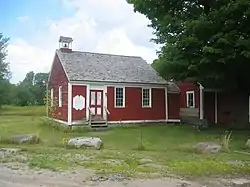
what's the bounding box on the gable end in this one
[48,52,69,88]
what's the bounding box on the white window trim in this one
[114,87,125,108]
[142,88,152,108]
[58,86,62,107]
[50,88,53,107]
[186,91,195,108]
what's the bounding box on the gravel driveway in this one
[1,163,249,187]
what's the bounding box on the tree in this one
[33,73,49,105]
[13,71,49,106]
[0,33,11,106]
[128,0,250,91]
[22,71,35,86]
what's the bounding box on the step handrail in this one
[104,107,110,115]
[88,107,93,126]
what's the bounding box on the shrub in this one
[221,130,232,153]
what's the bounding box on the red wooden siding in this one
[168,93,180,119]
[203,92,215,123]
[178,83,200,109]
[48,53,68,121]
[72,85,87,121]
[217,92,249,125]
[107,87,166,121]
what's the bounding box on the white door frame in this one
[87,85,107,120]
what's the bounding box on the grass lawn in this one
[0,105,249,178]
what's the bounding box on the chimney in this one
[58,36,73,52]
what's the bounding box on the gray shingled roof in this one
[59,36,73,43]
[56,49,179,92]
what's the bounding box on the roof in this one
[56,49,179,92]
[59,36,73,43]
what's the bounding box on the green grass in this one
[0,105,249,177]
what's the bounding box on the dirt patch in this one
[1,163,249,187]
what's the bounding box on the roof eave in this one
[69,79,169,86]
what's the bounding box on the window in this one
[50,88,53,107]
[142,88,152,107]
[186,91,195,108]
[90,91,96,105]
[58,86,62,107]
[115,87,125,107]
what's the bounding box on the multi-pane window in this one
[58,86,62,107]
[186,91,195,108]
[115,87,125,107]
[142,88,151,107]
[50,88,53,107]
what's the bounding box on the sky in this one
[0,0,159,83]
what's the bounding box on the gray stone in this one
[246,139,250,149]
[231,178,250,187]
[10,134,39,144]
[0,148,22,158]
[194,142,221,154]
[67,137,103,150]
[139,158,153,164]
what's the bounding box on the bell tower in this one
[59,36,73,52]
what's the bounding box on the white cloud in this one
[8,0,159,83]
[7,39,54,83]
[17,16,29,23]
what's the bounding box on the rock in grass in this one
[194,142,221,154]
[10,134,39,144]
[246,139,250,149]
[0,148,22,158]
[67,137,103,150]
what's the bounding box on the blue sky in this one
[1,0,73,45]
[1,0,158,83]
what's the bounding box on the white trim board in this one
[86,84,90,121]
[142,87,152,108]
[215,91,218,124]
[70,81,180,93]
[71,81,167,89]
[58,86,62,107]
[249,95,250,123]
[186,91,195,108]
[47,117,70,126]
[68,83,72,125]
[165,87,168,120]
[199,85,204,120]
[108,119,180,124]
[114,86,126,108]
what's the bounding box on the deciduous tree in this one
[128,0,250,91]
[0,33,11,106]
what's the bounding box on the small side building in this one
[178,82,250,127]
[47,36,180,126]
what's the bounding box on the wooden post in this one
[199,83,204,120]
[215,91,218,124]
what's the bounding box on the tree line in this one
[0,33,48,107]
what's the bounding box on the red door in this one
[90,90,103,120]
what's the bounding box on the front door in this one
[90,90,103,120]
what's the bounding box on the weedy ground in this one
[0,105,249,178]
